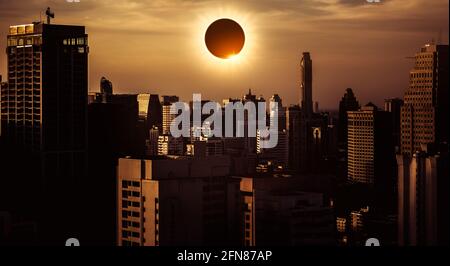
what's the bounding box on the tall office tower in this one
[286,105,301,171]
[1,22,88,242]
[2,22,88,152]
[137,93,150,118]
[397,43,449,246]
[338,88,360,146]
[270,94,286,131]
[297,52,330,174]
[100,76,113,103]
[300,52,313,118]
[397,149,449,246]
[337,88,360,183]
[146,126,160,156]
[347,103,394,185]
[161,95,179,135]
[384,98,404,148]
[117,156,241,246]
[147,94,162,131]
[400,44,449,155]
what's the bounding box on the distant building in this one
[100,77,113,103]
[384,98,403,149]
[147,94,162,132]
[117,156,241,246]
[157,135,183,156]
[347,103,394,185]
[337,88,360,183]
[400,44,449,155]
[287,105,301,171]
[137,93,151,118]
[297,52,333,174]
[161,95,179,135]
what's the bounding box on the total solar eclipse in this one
[205,18,245,59]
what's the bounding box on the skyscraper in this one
[338,88,360,146]
[347,103,394,185]
[1,22,89,242]
[100,76,113,103]
[384,98,403,148]
[337,88,360,183]
[161,95,179,135]
[137,93,150,118]
[297,52,330,174]
[287,105,301,171]
[147,94,162,132]
[400,44,449,155]
[2,22,88,152]
[300,52,313,118]
[397,43,449,246]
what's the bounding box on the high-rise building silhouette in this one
[337,88,360,183]
[300,52,313,118]
[137,93,150,118]
[100,76,113,103]
[147,94,162,132]
[1,22,89,243]
[161,95,179,135]
[338,88,360,146]
[287,105,301,171]
[400,44,449,155]
[397,43,449,246]
[384,98,403,149]
[297,52,330,174]
[347,103,393,185]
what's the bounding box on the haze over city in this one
[0,0,448,109]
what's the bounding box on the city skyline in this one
[0,0,448,109]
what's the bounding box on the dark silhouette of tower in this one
[147,94,162,132]
[337,88,360,183]
[0,21,89,243]
[100,76,113,103]
[300,52,313,118]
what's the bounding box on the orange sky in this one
[0,0,448,109]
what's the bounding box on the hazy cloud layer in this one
[0,0,448,109]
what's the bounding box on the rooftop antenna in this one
[45,7,55,24]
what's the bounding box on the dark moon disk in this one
[205,18,245,59]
